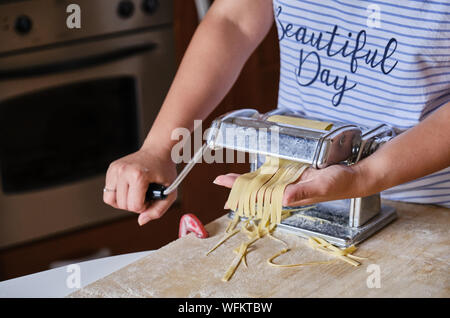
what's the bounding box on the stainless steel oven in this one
[0,0,175,249]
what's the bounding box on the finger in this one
[297,167,316,182]
[127,171,148,213]
[127,183,147,213]
[116,179,129,210]
[213,173,241,188]
[137,194,175,226]
[103,167,118,208]
[103,187,118,208]
[282,180,321,206]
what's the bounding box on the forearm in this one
[355,102,450,196]
[143,0,273,155]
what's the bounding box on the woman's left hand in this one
[213,164,366,207]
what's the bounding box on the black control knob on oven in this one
[15,15,32,34]
[118,0,135,18]
[142,0,159,15]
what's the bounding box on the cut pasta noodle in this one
[222,236,259,282]
[267,248,336,268]
[209,215,365,281]
[206,228,240,256]
[307,237,367,266]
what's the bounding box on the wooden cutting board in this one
[69,200,449,297]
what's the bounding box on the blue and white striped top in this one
[272,0,450,207]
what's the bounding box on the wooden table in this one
[70,201,449,297]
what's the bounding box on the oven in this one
[0,0,176,249]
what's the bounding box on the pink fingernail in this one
[138,214,151,226]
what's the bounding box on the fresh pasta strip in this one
[226,169,260,212]
[225,213,240,233]
[208,216,366,281]
[261,162,292,224]
[280,210,292,220]
[264,164,298,225]
[267,235,366,268]
[227,157,279,216]
[267,232,289,248]
[239,165,277,217]
[222,245,246,282]
[244,157,282,217]
[227,158,308,226]
[267,115,333,131]
[271,164,308,224]
[247,165,281,217]
[233,245,249,268]
[206,228,240,256]
[222,236,259,282]
[241,219,257,239]
[280,205,315,221]
[257,161,292,220]
[307,237,365,266]
[268,248,336,268]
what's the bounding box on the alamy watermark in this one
[366,4,382,29]
[66,4,81,29]
[366,264,381,288]
[66,264,81,289]
[170,119,281,166]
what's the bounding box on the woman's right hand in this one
[103,147,177,226]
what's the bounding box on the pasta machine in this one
[206,108,397,247]
[146,108,398,247]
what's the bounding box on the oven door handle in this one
[0,42,157,80]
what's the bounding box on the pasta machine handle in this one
[145,183,167,201]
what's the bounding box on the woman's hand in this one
[103,147,177,226]
[213,164,365,207]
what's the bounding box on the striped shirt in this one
[272,0,450,207]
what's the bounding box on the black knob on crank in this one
[145,183,167,201]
